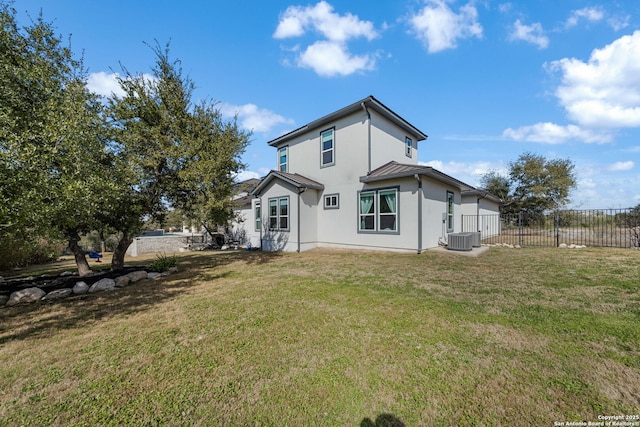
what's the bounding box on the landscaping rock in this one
[7,287,46,306]
[126,271,148,283]
[114,276,131,287]
[73,281,89,294]
[43,288,72,300]
[60,271,75,277]
[168,266,178,274]
[147,272,162,280]
[88,278,116,293]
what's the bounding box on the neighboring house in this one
[230,178,261,248]
[236,95,500,253]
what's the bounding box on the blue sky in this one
[18,0,640,208]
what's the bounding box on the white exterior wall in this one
[370,111,419,169]
[231,203,261,248]
[461,195,501,239]
[255,180,321,252]
[271,109,425,253]
[422,177,462,248]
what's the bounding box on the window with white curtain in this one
[359,188,398,232]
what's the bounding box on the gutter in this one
[361,101,372,174]
[415,174,423,254]
[297,187,307,252]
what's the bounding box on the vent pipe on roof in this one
[361,101,371,174]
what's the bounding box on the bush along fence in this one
[462,208,640,249]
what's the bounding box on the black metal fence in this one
[462,209,640,249]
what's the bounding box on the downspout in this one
[297,187,307,253]
[415,174,423,254]
[361,101,372,174]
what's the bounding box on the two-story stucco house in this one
[235,96,500,253]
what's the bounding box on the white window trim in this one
[405,136,412,158]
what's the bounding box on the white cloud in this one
[421,159,506,186]
[86,72,125,98]
[297,41,377,77]
[502,122,613,144]
[565,7,604,28]
[608,15,630,32]
[233,170,262,182]
[408,0,483,53]
[608,161,634,172]
[273,1,379,76]
[274,0,378,42]
[86,71,157,98]
[509,19,548,49]
[548,31,640,128]
[220,103,295,134]
[505,31,640,145]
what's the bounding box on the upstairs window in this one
[278,146,288,172]
[405,137,413,158]
[320,128,334,167]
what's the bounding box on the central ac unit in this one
[447,233,473,251]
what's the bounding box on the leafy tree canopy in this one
[480,152,577,215]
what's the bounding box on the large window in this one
[320,128,334,167]
[359,188,398,233]
[254,201,261,231]
[269,197,289,231]
[405,137,413,158]
[278,146,288,172]
[447,191,454,232]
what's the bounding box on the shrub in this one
[0,234,66,271]
[148,252,178,273]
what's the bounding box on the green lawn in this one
[1,247,639,426]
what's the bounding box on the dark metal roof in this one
[252,170,325,196]
[360,161,475,191]
[267,95,428,147]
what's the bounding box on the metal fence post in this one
[554,210,560,247]
[518,211,523,247]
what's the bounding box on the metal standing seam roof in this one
[360,161,476,191]
[267,95,428,147]
[252,170,325,196]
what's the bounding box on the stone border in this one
[1,267,178,307]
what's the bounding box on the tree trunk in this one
[111,232,133,271]
[68,231,92,277]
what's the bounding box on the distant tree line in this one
[0,3,250,274]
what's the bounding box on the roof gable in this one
[267,95,428,147]
[252,170,324,196]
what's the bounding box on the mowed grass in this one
[0,247,638,426]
